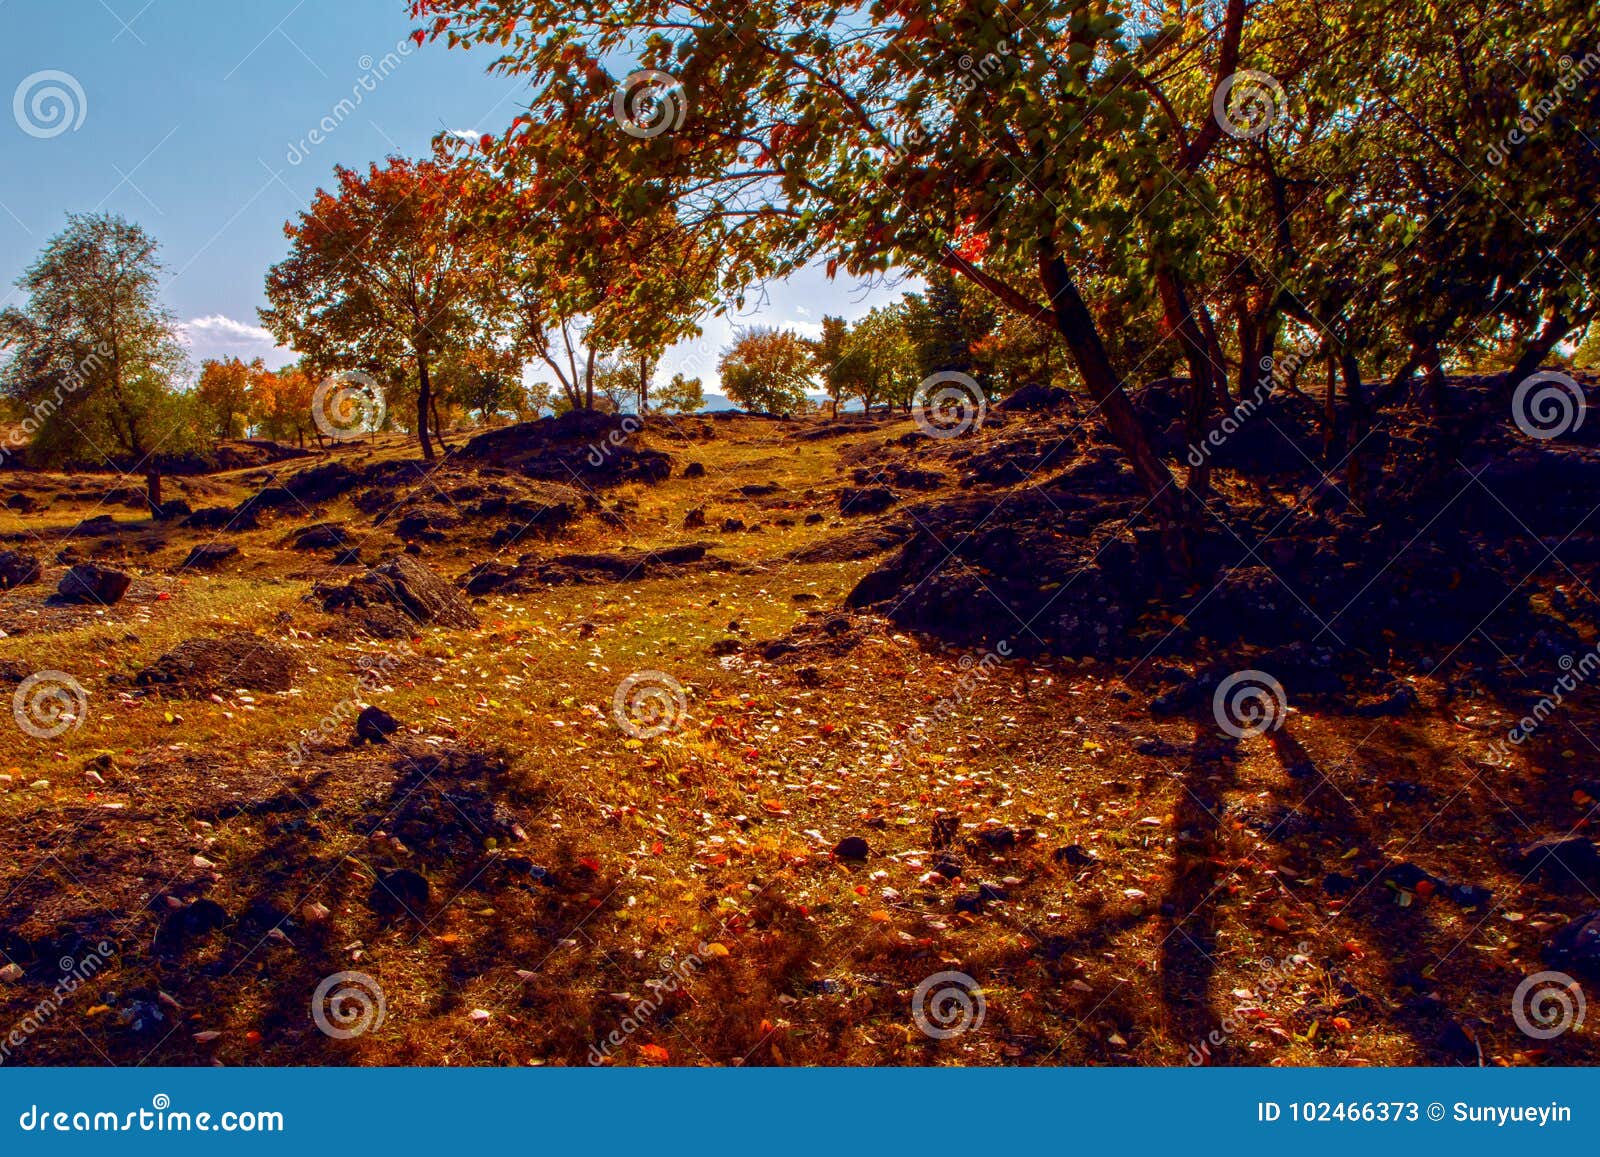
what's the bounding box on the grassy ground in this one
[0,413,1596,1068]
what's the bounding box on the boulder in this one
[181,544,239,571]
[289,522,350,550]
[57,564,132,605]
[0,550,42,590]
[355,705,400,744]
[319,555,480,635]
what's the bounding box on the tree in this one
[655,372,705,414]
[417,0,1600,549]
[196,357,259,439]
[0,213,193,510]
[840,305,918,414]
[437,341,523,425]
[718,328,815,413]
[261,154,493,460]
[248,363,321,448]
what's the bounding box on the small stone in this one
[30,779,50,792]
[355,705,400,744]
[832,836,870,861]
[0,963,23,983]
[192,854,216,869]
[302,902,331,924]
[468,1009,492,1023]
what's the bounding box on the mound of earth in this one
[318,554,480,637]
[458,410,671,485]
[134,634,297,697]
[367,747,528,866]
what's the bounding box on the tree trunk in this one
[1340,353,1367,500]
[1322,355,1339,460]
[1197,302,1232,406]
[431,394,449,453]
[416,353,436,461]
[146,469,163,515]
[1509,311,1581,384]
[1156,267,1219,501]
[1041,251,1187,534]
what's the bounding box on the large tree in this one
[718,327,816,413]
[261,154,493,460]
[0,213,193,510]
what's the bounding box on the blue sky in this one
[0,0,903,390]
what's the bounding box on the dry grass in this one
[0,414,1596,1068]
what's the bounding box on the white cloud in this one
[178,315,296,371]
[779,319,824,340]
[180,314,277,345]
[446,129,480,144]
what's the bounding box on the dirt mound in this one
[458,411,671,485]
[318,554,480,637]
[134,634,297,697]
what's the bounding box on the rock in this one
[974,826,1019,851]
[720,518,746,533]
[355,705,400,744]
[154,898,229,955]
[1515,837,1600,883]
[368,868,430,920]
[458,412,672,484]
[1053,845,1098,867]
[1542,909,1600,978]
[0,550,42,590]
[998,382,1071,411]
[683,507,707,530]
[181,544,239,571]
[832,836,870,861]
[0,963,22,983]
[395,506,461,542]
[152,499,192,521]
[933,853,964,879]
[683,461,706,478]
[57,564,132,605]
[838,486,897,516]
[319,555,480,636]
[290,522,350,550]
[134,634,297,697]
[184,505,257,532]
[1354,683,1419,717]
